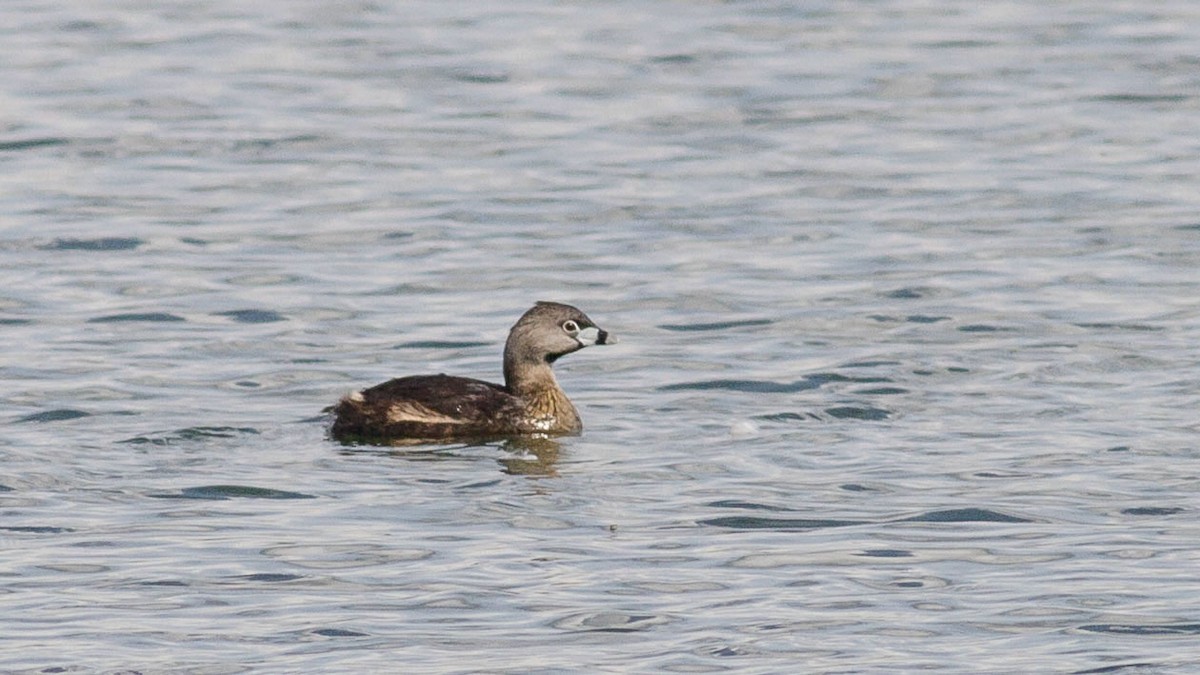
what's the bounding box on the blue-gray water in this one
[4,1,1200,672]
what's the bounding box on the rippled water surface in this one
[4,1,1200,672]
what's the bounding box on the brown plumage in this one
[330,302,615,443]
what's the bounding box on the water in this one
[3,0,1200,671]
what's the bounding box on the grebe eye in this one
[562,320,580,334]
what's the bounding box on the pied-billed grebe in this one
[330,302,615,442]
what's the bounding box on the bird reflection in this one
[496,436,561,477]
[334,435,562,477]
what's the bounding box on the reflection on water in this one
[337,436,564,477]
[496,437,562,477]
